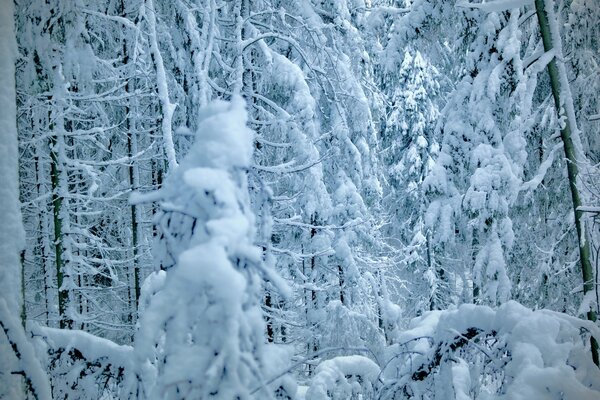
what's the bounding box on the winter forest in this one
[1,0,600,398]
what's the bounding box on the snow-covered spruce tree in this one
[382,47,444,313]
[270,0,390,362]
[130,97,288,399]
[370,0,461,322]
[422,5,531,306]
[309,0,392,357]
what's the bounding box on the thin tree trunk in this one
[534,0,598,366]
[49,67,74,330]
[50,134,69,329]
[34,151,51,326]
[0,2,52,396]
[121,0,141,313]
[265,293,274,342]
[145,0,178,171]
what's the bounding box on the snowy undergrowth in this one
[31,324,132,399]
[379,301,600,399]
[292,301,600,399]
[306,355,380,400]
[30,297,600,399]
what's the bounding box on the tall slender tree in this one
[0,1,52,396]
[534,0,598,366]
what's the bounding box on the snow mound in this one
[307,355,380,400]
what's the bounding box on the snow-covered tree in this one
[130,97,286,399]
[0,1,51,397]
[421,5,529,307]
[383,47,444,313]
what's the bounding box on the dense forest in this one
[1,0,600,398]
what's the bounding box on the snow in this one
[296,385,309,400]
[258,344,298,398]
[473,231,512,304]
[0,301,52,400]
[383,301,600,398]
[306,355,381,400]
[577,290,598,317]
[35,324,133,365]
[0,0,24,320]
[451,358,472,400]
[137,270,166,314]
[457,0,534,13]
[31,323,131,399]
[189,95,255,169]
[578,206,600,213]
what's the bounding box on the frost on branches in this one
[130,96,286,399]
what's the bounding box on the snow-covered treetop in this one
[182,95,254,170]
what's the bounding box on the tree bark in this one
[50,134,70,329]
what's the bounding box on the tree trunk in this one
[0,2,52,396]
[50,134,70,329]
[145,0,178,171]
[534,0,598,366]
[121,0,141,314]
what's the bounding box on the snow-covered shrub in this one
[33,325,132,399]
[129,96,288,399]
[380,301,600,399]
[306,355,381,400]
